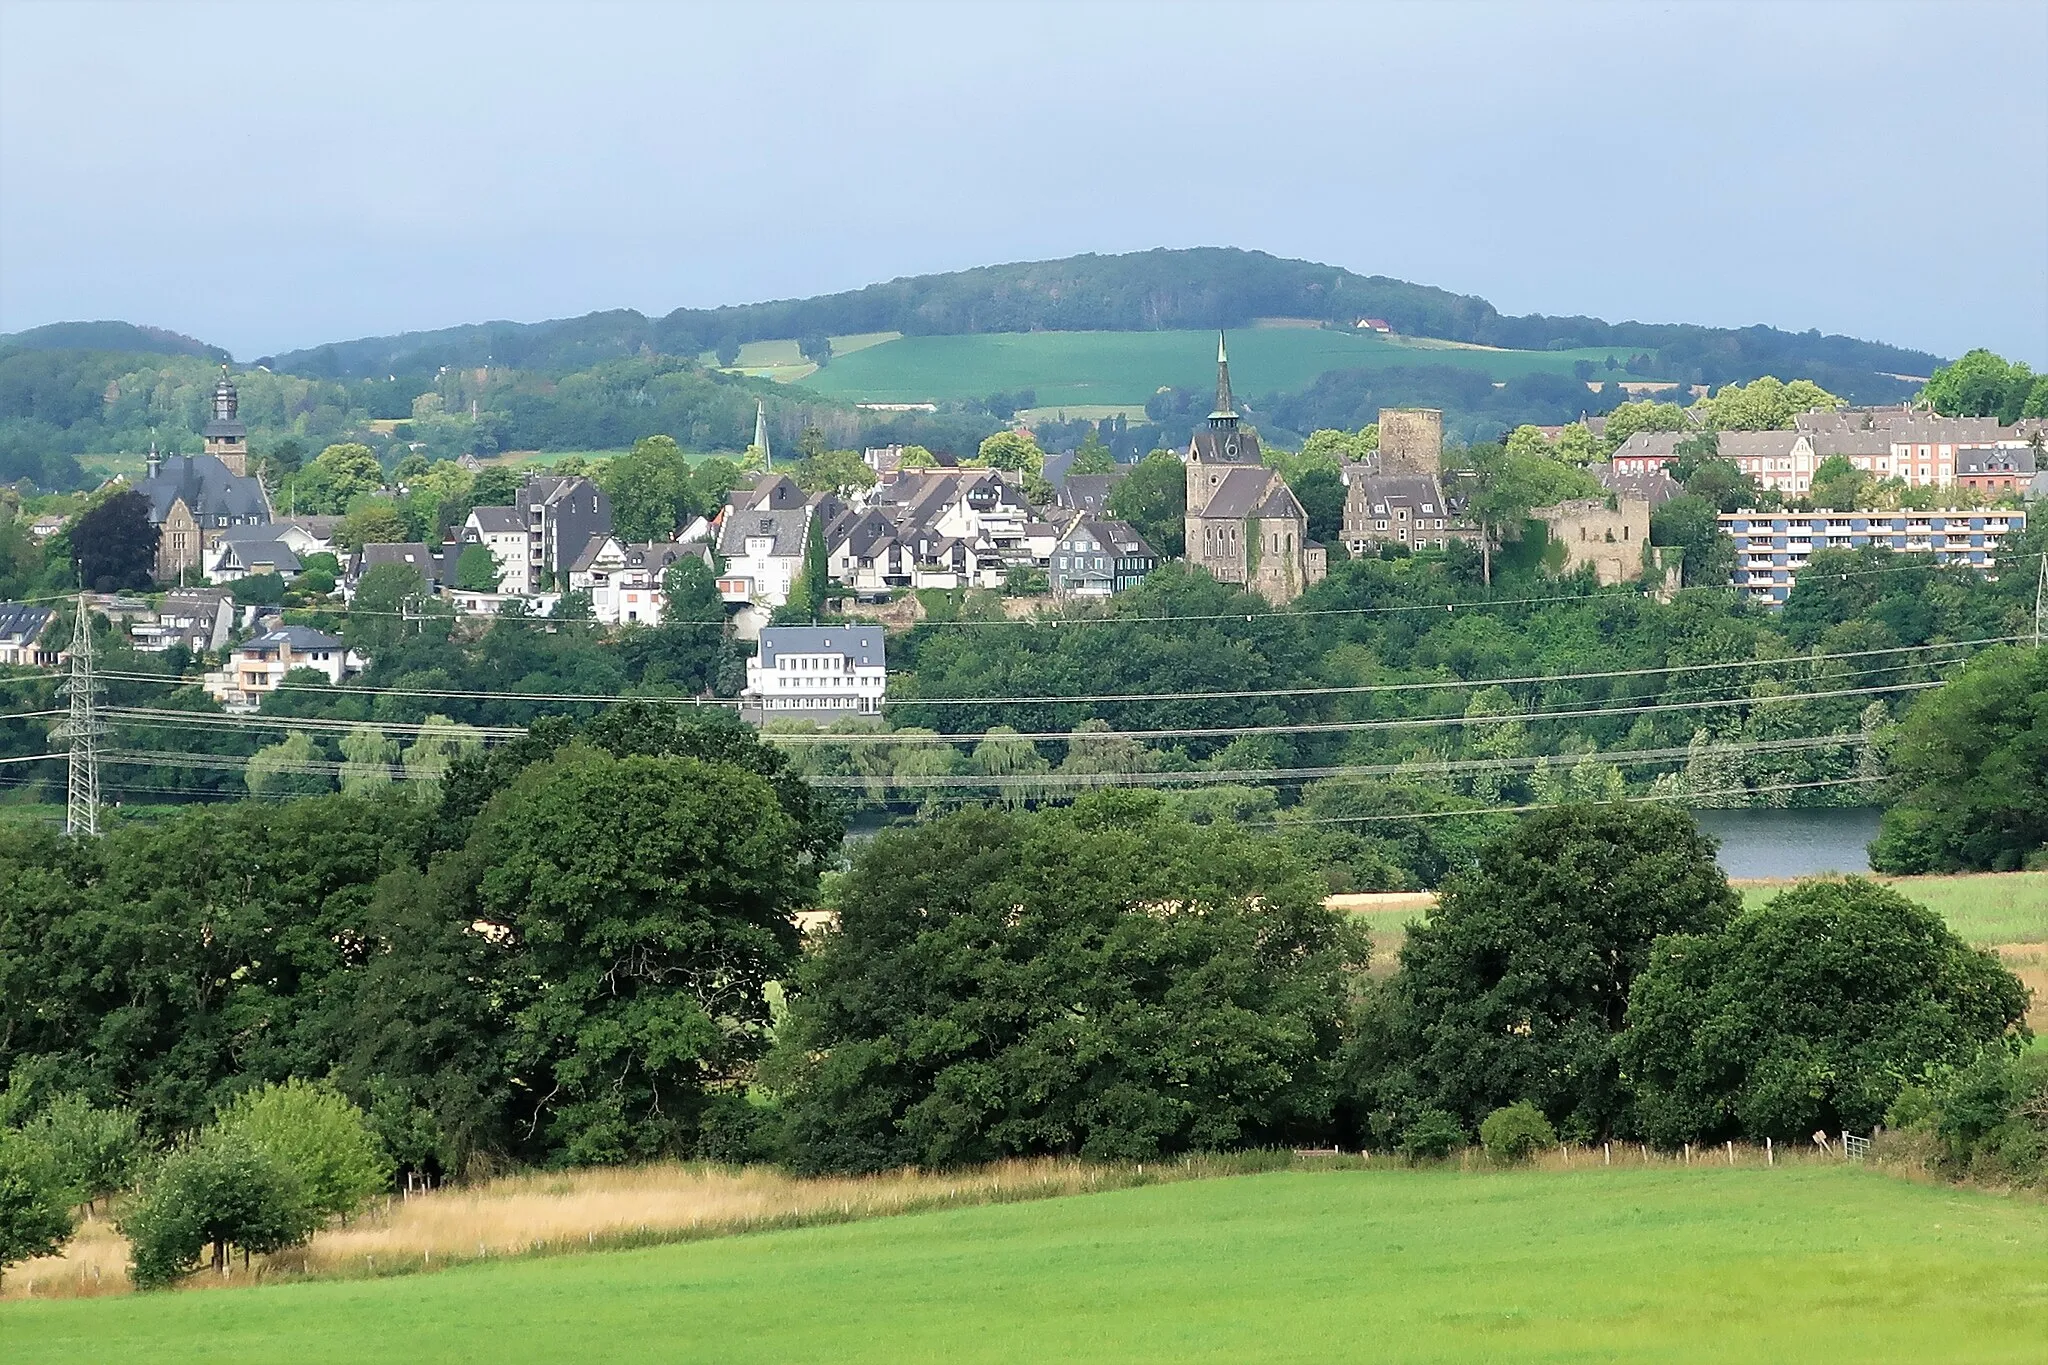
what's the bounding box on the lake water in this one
[1692,807,1882,880]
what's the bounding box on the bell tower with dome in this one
[202,367,249,477]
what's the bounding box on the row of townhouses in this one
[1610,409,2046,495]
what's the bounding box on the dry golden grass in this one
[0,1158,1180,1300]
[0,1212,131,1300]
[1997,942,2048,1034]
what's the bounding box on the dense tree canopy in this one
[1347,804,1739,1141]
[1918,349,2046,423]
[1620,879,2029,1143]
[769,793,1363,1172]
[70,488,157,590]
[1870,646,2048,873]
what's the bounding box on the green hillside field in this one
[792,328,1636,408]
[9,1166,2045,1363]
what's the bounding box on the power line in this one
[765,679,1939,744]
[65,631,2011,715]
[800,732,1873,790]
[1248,776,1886,828]
[889,635,2015,707]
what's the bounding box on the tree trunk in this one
[1481,521,1493,587]
[212,1240,228,1275]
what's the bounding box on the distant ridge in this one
[0,319,229,362]
[262,248,1944,396]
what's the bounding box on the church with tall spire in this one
[1182,332,1325,603]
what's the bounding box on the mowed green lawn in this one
[796,328,1632,407]
[10,1167,2046,1363]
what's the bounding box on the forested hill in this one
[262,248,1943,388]
[0,320,227,362]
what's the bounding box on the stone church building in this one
[135,369,273,582]
[1183,335,1324,603]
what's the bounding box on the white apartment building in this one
[743,625,886,717]
[462,506,532,594]
[1722,507,2029,604]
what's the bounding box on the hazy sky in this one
[2,0,2044,364]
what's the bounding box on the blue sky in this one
[2,0,2043,365]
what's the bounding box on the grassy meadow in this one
[1338,871,2048,966]
[9,1165,2046,1363]
[1735,869,2048,947]
[792,327,1633,407]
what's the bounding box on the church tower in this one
[753,400,772,470]
[1186,331,1259,514]
[203,367,249,477]
[1207,331,1238,433]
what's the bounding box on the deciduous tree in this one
[1621,879,2029,1144]
[1348,804,1738,1140]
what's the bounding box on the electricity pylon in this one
[56,593,101,837]
[2035,553,2046,649]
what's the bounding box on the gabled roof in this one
[218,539,302,574]
[1075,517,1156,558]
[568,534,625,574]
[356,542,442,583]
[1588,464,1684,509]
[469,505,524,533]
[1717,430,1805,457]
[756,625,885,668]
[729,474,807,512]
[718,506,809,558]
[0,602,54,643]
[1058,471,1128,515]
[1808,429,1892,458]
[1199,467,1285,519]
[1609,432,1684,458]
[135,454,268,524]
[244,624,346,654]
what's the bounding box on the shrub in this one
[0,1128,73,1285]
[1400,1109,1465,1162]
[1886,1049,2048,1186]
[213,1079,389,1222]
[122,1140,317,1288]
[1479,1102,1557,1163]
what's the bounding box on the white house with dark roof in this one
[0,603,56,666]
[130,589,235,654]
[717,504,814,607]
[567,535,711,625]
[202,624,362,711]
[206,534,302,584]
[743,625,886,718]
